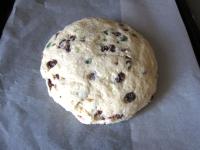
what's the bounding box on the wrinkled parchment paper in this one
[0,0,200,149]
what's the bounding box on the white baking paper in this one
[0,0,200,149]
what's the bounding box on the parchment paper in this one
[0,0,200,149]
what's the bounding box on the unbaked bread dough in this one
[40,18,158,124]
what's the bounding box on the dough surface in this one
[40,18,158,124]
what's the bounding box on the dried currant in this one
[121,48,127,52]
[124,92,136,103]
[115,72,125,83]
[87,72,95,80]
[125,56,132,70]
[58,39,68,48]
[125,56,131,60]
[47,60,57,69]
[58,39,71,52]
[119,23,124,27]
[69,35,76,41]
[101,45,116,52]
[101,45,109,52]
[114,61,118,65]
[126,61,132,70]
[131,33,137,37]
[108,114,123,120]
[48,79,54,90]
[115,114,124,119]
[109,44,116,52]
[54,74,59,79]
[112,31,121,36]
[94,110,105,120]
[123,28,129,31]
[94,110,102,116]
[65,44,71,52]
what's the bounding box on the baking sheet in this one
[0,0,200,149]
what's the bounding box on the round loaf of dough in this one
[40,18,158,124]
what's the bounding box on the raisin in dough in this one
[40,18,158,124]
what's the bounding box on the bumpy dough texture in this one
[40,18,158,124]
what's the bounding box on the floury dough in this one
[40,18,158,124]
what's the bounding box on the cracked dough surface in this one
[40,18,158,124]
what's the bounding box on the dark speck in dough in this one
[103,30,108,35]
[46,42,52,48]
[120,35,128,41]
[85,58,92,64]
[80,36,86,42]
[142,70,148,75]
[114,61,118,65]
